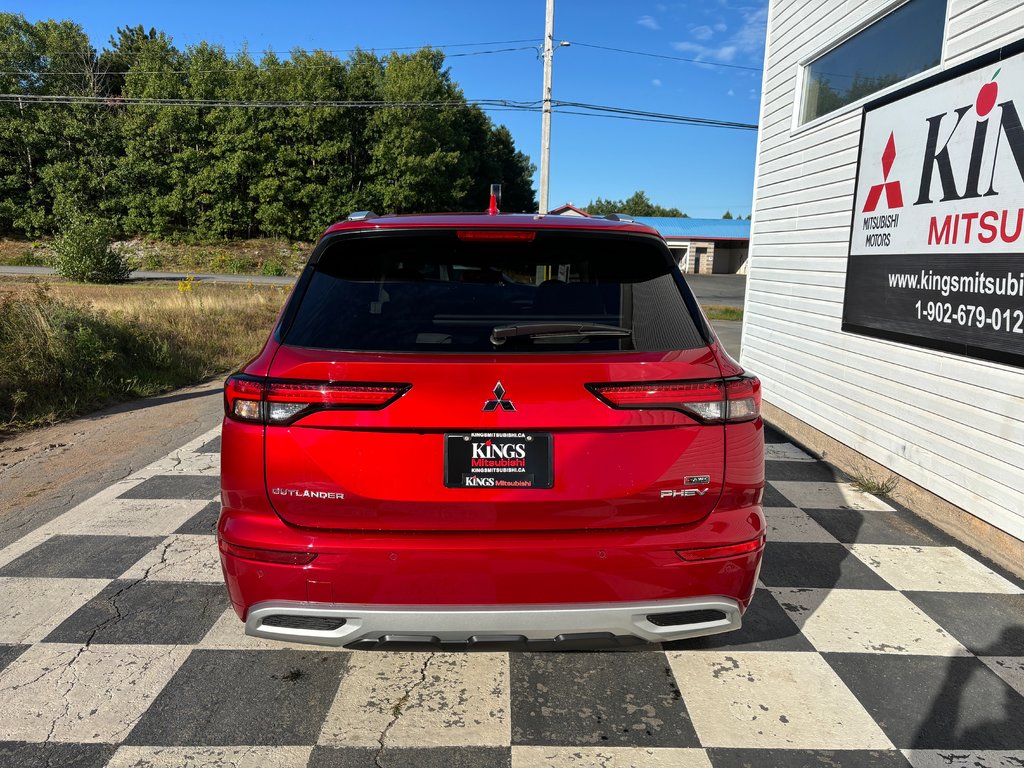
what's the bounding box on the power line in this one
[0,46,540,78]
[4,37,763,75]
[0,92,758,130]
[569,41,763,73]
[2,38,543,60]
[554,108,752,128]
[555,100,757,130]
[0,93,540,110]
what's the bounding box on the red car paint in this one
[218,212,765,648]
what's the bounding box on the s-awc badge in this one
[443,432,553,489]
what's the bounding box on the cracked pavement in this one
[0,382,1023,767]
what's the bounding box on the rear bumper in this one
[245,596,743,648]
[218,497,765,639]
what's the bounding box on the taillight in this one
[224,375,409,425]
[225,374,264,423]
[588,376,761,424]
[724,376,761,422]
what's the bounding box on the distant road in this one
[684,274,746,308]
[1,266,748,305]
[0,265,296,286]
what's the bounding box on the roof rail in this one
[603,213,636,223]
[346,211,379,222]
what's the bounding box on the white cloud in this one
[652,78,663,87]
[670,3,766,65]
[637,15,661,30]
[727,88,735,96]
[731,6,768,56]
[673,40,738,63]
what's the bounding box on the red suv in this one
[218,211,765,650]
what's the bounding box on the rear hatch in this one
[261,227,728,532]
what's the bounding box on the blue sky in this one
[15,0,768,218]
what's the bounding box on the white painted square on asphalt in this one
[770,588,969,656]
[764,507,840,543]
[902,750,1024,768]
[765,443,817,462]
[666,651,893,749]
[511,747,713,767]
[0,643,190,743]
[849,545,1024,594]
[770,481,895,511]
[145,451,221,476]
[318,651,510,747]
[198,608,349,652]
[105,746,313,768]
[119,534,222,583]
[0,577,108,644]
[58,499,207,537]
[979,657,1024,698]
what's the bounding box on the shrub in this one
[51,215,131,283]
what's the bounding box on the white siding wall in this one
[742,0,1024,538]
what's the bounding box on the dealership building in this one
[742,0,1024,555]
[548,205,751,273]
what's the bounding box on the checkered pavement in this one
[0,426,1022,768]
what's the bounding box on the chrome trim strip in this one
[244,597,742,647]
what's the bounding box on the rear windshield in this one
[282,230,706,353]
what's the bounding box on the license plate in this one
[444,432,553,489]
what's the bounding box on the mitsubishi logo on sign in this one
[482,381,516,412]
[863,132,904,212]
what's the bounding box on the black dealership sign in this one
[842,40,1024,368]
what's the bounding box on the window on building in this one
[800,0,946,124]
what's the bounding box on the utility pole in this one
[538,0,554,214]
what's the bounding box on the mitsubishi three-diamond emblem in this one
[482,381,516,411]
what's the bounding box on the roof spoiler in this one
[346,211,379,222]
[603,213,636,223]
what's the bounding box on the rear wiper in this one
[490,322,633,346]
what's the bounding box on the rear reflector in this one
[225,375,409,425]
[457,230,536,242]
[676,535,766,561]
[588,376,761,424]
[219,539,317,565]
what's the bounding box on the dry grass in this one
[0,277,289,432]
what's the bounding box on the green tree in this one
[98,25,164,96]
[461,115,536,213]
[112,31,187,235]
[0,14,111,233]
[584,190,686,218]
[722,210,733,219]
[0,13,49,234]
[363,49,470,212]
[0,19,537,241]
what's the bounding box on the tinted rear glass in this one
[283,230,705,353]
